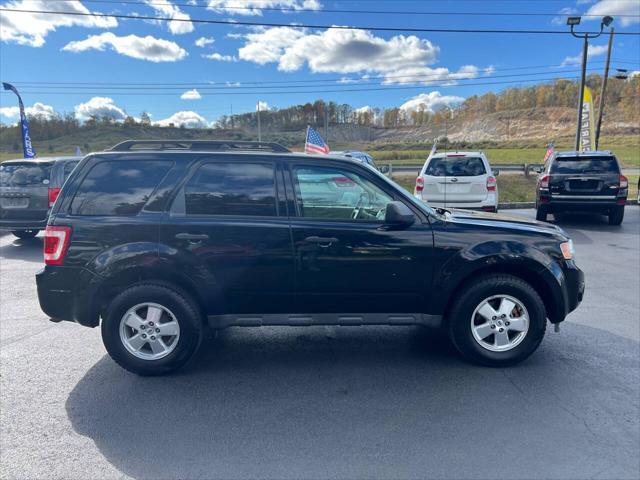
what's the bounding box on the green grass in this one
[391,174,639,204]
[370,146,640,167]
[367,136,640,167]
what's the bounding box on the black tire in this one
[447,274,547,367]
[101,283,203,376]
[12,229,38,239]
[608,206,624,226]
[535,206,548,222]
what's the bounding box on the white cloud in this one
[551,7,578,26]
[483,65,496,76]
[237,27,480,85]
[74,97,126,121]
[202,52,238,61]
[256,101,269,111]
[180,88,202,100]
[181,89,202,100]
[355,105,374,114]
[195,36,215,47]
[143,0,194,34]
[62,32,187,62]
[154,111,208,128]
[585,0,640,27]
[561,43,609,66]
[399,92,464,114]
[207,0,321,16]
[0,102,56,121]
[0,0,117,47]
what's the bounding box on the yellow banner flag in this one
[580,86,596,152]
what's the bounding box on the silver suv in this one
[0,156,81,239]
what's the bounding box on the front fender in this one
[430,239,568,323]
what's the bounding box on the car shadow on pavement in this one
[0,235,43,263]
[65,323,640,480]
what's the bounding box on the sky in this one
[0,0,639,127]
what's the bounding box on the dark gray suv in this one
[0,156,81,239]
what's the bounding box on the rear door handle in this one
[175,233,209,241]
[305,236,339,247]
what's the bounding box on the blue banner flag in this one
[2,82,36,159]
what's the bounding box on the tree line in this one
[1,75,637,151]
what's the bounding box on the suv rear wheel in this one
[448,274,547,366]
[101,284,203,375]
[12,229,38,239]
[608,205,624,226]
[535,206,548,222]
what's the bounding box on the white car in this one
[414,151,499,212]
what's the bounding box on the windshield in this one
[551,156,619,174]
[425,157,486,177]
[0,162,52,187]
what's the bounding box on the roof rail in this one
[109,140,291,153]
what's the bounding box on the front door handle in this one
[175,233,209,241]
[304,236,339,247]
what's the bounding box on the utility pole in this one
[595,27,614,150]
[567,15,613,151]
[257,101,261,142]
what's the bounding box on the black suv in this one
[535,150,628,225]
[36,140,585,375]
[0,156,81,238]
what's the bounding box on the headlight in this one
[560,239,575,260]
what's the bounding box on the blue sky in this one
[0,0,638,127]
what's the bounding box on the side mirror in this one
[379,165,390,174]
[384,201,415,229]
[493,169,500,177]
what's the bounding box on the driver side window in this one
[293,166,393,221]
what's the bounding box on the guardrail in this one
[385,163,544,176]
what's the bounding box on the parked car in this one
[331,150,379,170]
[36,140,584,375]
[414,151,499,212]
[0,156,82,239]
[535,150,628,225]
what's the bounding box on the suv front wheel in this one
[448,274,547,366]
[101,284,203,375]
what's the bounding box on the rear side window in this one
[550,156,619,174]
[183,162,276,216]
[70,160,172,216]
[0,162,52,187]
[63,161,79,179]
[425,157,486,177]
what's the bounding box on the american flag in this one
[543,142,555,163]
[304,126,330,154]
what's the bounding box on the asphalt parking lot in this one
[1,209,639,480]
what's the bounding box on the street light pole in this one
[595,27,614,149]
[567,15,613,151]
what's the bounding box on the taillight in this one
[415,176,424,193]
[44,226,71,265]
[619,175,628,189]
[486,175,497,192]
[539,174,550,189]
[48,187,61,207]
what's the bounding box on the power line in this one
[3,75,587,96]
[42,0,640,18]
[2,7,639,35]
[6,61,637,88]
[3,68,611,91]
